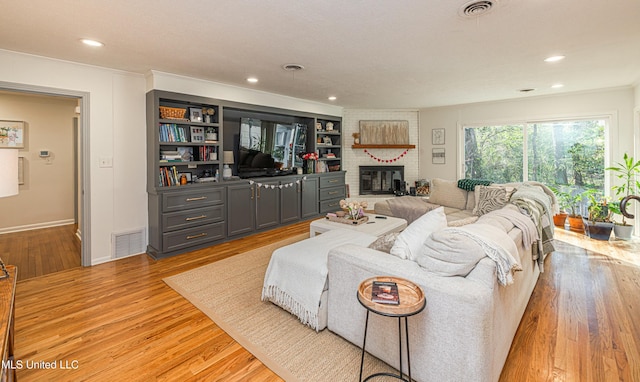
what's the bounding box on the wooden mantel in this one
[351,144,416,149]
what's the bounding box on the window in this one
[463,118,607,196]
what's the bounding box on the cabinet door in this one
[227,183,255,237]
[280,178,301,224]
[255,180,280,230]
[301,176,319,218]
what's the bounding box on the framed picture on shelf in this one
[432,148,445,164]
[432,128,445,145]
[322,136,333,145]
[190,126,205,143]
[0,120,25,148]
[189,108,203,123]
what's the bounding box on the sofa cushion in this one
[428,178,468,210]
[473,185,509,215]
[390,207,447,260]
[368,232,400,253]
[416,229,486,276]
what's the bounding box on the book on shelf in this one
[371,281,400,305]
[159,124,187,143]
[159,166,180,187]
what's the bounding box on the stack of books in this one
[371,281,400,305]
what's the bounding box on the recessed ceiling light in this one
[247,77,258,83]
[551,83,564,89]
[81,39,104,47]
[328,96,337,101]
[544,55,565,63]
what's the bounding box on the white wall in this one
[419,87,636,183]
[342,110,419,197]
[148,71,343,117]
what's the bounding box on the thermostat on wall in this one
[39,150,50,158]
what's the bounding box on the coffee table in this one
[309,215,407,237]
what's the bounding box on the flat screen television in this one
[238,118,307,174]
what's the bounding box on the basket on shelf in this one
[159,106,187,120]
[328,164,341,172]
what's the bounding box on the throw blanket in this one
[262,229,377,331]
[388,196,439,224]
[444,224,522,286]
[510,184,555,256]
[480,205,545,272]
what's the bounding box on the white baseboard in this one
[0,219,76,235]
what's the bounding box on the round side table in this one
[357,276,426,382]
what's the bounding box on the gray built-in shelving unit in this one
[147,90,344,259]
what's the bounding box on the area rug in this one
[163,234,396,382]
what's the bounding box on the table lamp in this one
[0,149,19,198]
[223,151,234,179]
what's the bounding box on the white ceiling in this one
[1,0,639,109]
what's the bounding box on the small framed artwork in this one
[0,120,25,148]
[178,172,192,183]
[190,126,205,143]
[189,107,203,123]
[432,128,445,145]
[322,136,333,145]
[432,148,445,164]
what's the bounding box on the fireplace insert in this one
[359,166,404,195]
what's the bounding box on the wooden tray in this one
[325,215,369,225]
[358,276,426,316]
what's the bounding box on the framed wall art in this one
[432,128,445,145]
[0,120,25,148]
[189,107,203,123]
[432,148,445,164]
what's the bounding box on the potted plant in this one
[565,188,593,233]
[606,153,640,240]
[582,193,614,240]
[550,186,572,228]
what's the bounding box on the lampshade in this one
[223,151,234,165]
[0,149,19,198]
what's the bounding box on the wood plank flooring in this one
[8,223,640,381]
[0,224,81,281]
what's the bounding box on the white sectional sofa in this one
[326,178,556,382]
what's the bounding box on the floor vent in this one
[112,228,146,258]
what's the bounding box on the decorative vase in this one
[306,160,315,174]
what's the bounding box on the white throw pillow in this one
[390,206,447,260]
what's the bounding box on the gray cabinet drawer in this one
[162,205,224,232]
[319,186,345,201]
[320,199,342,213]
[320,174,345,188]
[163,187,225,212]
[162,222,225,252]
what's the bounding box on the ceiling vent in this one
[282,64,305,71]
[459,0,496,18]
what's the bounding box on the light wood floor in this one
[10,222,640,381]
